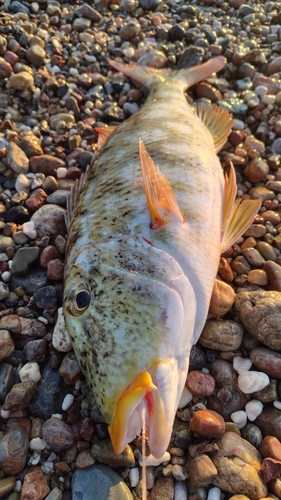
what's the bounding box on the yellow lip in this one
[108,369,168,458]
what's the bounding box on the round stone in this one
[186,371,216,397]
[189,409,225,438]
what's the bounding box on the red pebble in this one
[261,457,281,483]
[260,435,281,461]
[186,370,216,397]
[189,409,225,438]
[47,259,64,280]
[40,245,61,268]
[4,51,19,66]
[25,189,47,212]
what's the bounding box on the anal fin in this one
[195,102,233,153]
[221,162,261,253]
[139,140,185,230]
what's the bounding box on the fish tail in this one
[109,56,226,91]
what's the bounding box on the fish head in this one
[63,235,196,458]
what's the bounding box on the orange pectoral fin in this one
[139,139,185,230]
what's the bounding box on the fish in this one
[63,56,260,459]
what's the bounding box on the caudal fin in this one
[109,56,226,91]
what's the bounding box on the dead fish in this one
[63,56,260,459]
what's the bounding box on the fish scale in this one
[63,56,260,459]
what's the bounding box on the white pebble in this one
[174,480,187,500]
[19,362,41,383]
[69,67,78,76]
[56,167,68,179]
[178,385,193,409]
[274,400,281,409]
[233,356,252,374]
[207,486,221,500]
[38,316,48,325]
[15,174,30,194]
[15,480,22,493]
[129,467,139,488]
[41,462,55,475]
[138,451,170,466]
[8,260,12,269]
[52,307,72,352]
[29,437,47,451]
[0,253,8,261]
[238,371,269,394]
[230,410,247,429]
[31,173,45,189]
[245,400,263,421]
[22,221,37,239]
[51,413,63,420]
[261,95,275,105]
[1,271,11,282]
[62,394,74,411]
[0,408,10,419]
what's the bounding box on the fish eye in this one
[75,290,91,310]
[68,283,91,316]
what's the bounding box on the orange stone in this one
[189,409,225,438]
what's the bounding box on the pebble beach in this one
[0,0,281,499]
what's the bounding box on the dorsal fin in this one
[195,102,233,153]
[65,165,90,231]
[95,126,117,150]
[139,140,184,230]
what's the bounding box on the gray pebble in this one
[6,143,29,175]
[11,247,40,276]
[72,463,133,500]
[241,247,265,268]
[0,282,10,301]
[137,50,167,68]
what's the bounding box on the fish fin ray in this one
[221,163,261,252]
[110,56,226,91]
[95,126,117,150]
[65,165,90,231]
[195,102,233,152]
[139,140,184,230]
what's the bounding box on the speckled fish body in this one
[63,57,233,457]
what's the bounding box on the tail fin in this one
[109,56,226,91]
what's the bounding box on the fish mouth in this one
[108,359,182,459]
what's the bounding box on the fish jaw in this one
[108,359,184,459]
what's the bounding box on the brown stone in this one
[188,441,219,458]
[59,352,81,385]
[261,457,281,483]
[21,466,50,500]
[91,440,135,467]
[189,409,225,438]
[243,159,269,182]
[25,188,47,212]
[47,258,64,280]
[250,347,281,378]
[0,330,15,362]
[150,476,174,500]
[209,280,236,317]
[42,418,74,451]
[189,454,218,487]
[40,245,61,268]
[3,381,37,411]
[30,154,66,175]
[0,419,30,475]
[186,371,215,397]
[259,435,281,461]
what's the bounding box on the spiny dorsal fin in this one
[139,139,185,230]
[95,126,117,150]
[221,162,261,253]
[195,102,233,153]
[65,165,90,231]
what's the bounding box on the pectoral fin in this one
[139,139,185,230]
[221,162,261,253]
[95,126,117,150]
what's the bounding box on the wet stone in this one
[42,418,74,452]
[91,440,135,467]
[72,463,133,500]
[242,247,265,268]
[259,436,281,461]
[11,247,40,276]
[28,364,69,419]
[263,261,281,292]
[234,290,281,350]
